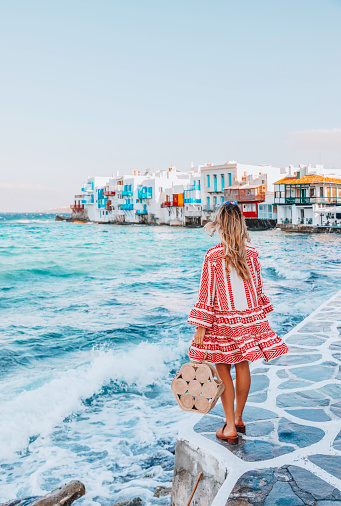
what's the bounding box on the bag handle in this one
[188,345,223,383]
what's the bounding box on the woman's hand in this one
[193,326,206,346]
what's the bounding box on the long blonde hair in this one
[205,203,251,279]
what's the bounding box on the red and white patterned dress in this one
[188,243,289,364]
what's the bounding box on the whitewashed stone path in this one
[172,290,341,505]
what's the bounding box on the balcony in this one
[122,190,133,197]
[103,191,116,197]
[71,204,84,210]
[136,209,148,215]
[81,185,93,193]
[184,198,201,204]
[187,183,201,191]
[138,187,152,199]
[121,204,134,210]
[275,196,341,205]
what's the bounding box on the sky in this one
[0,0,341,212]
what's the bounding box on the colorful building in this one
[274,168,341,226]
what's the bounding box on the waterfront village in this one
[68,161,341,230]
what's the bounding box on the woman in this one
[187,202,288,444]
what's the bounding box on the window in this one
[207,197,210,209]
[228,173,232,186]
[221,196,224,203]
[310,187,315,197]
[221,174,225,190]
[214,196,217,207]
[214,175,217,192]
[320,187,324,197]
[207,175,210,187]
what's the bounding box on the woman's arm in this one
[254,253,274,314]
[187,252,217,328]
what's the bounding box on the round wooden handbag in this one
[171,347,225,414]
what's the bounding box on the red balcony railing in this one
[71,204,84,210]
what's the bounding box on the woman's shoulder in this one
[246,244,259,258]
[205,243,224,261]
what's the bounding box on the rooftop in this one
[274,174,341,185]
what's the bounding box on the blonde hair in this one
[205,203,251,280]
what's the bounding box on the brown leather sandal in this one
[216,423,239,445]
[235,423,246,434]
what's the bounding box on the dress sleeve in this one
[187,253,216,328]
[254,253,274,314]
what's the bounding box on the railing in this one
[121,204,134,210]
[187,183,201,191]
[71,204,84,210]
[277,196,341,205]
[136,209,148,215]
[138,189,152,199]
[237,193,265,202]
[184,198,201,204]
[122,190,133,197]
[81,186,93,193]
[104,191,116,196]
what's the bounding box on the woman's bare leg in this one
[215,363,237,436]
[234,361,251,425]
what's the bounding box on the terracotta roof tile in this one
[274,175,341,185]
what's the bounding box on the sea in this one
[0,213,340,505]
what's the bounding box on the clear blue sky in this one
[1,0,341,211]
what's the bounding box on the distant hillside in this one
[39,206,71,214]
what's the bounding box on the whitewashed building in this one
[274,165,341,226]
[200,162,288,222]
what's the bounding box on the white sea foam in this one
[0,339,186,462]
[274,265,311,280]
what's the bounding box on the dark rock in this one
[291,363,336,382]
[249,375,269,394]
[309,455,341,480]
[333,430,341,450]
[277,369,289,378]
[245,421,274,437]
[270,354,322,366]
[194,414,222,433]
[1,500,40,506]
[288,465,336,500]
[228,468,274,503]
[113,499,143,506]
[247,392,267,403]
[277,391,329,408]
[210,404,278,421]
[278,418,324,447]
[153,486,172,498]
[330,401,341,418]
[2,482,85,506]
[278,379,312,389]
[264,481,304,505]
[285,408,331,422]
[286,335,325,346]
[319,383,341,399]
[31,481,85,506]
[205,434,294,462]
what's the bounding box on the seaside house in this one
[274,165,341,227]
[201,162,287,222]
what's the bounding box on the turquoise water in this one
[0,213,340,504]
